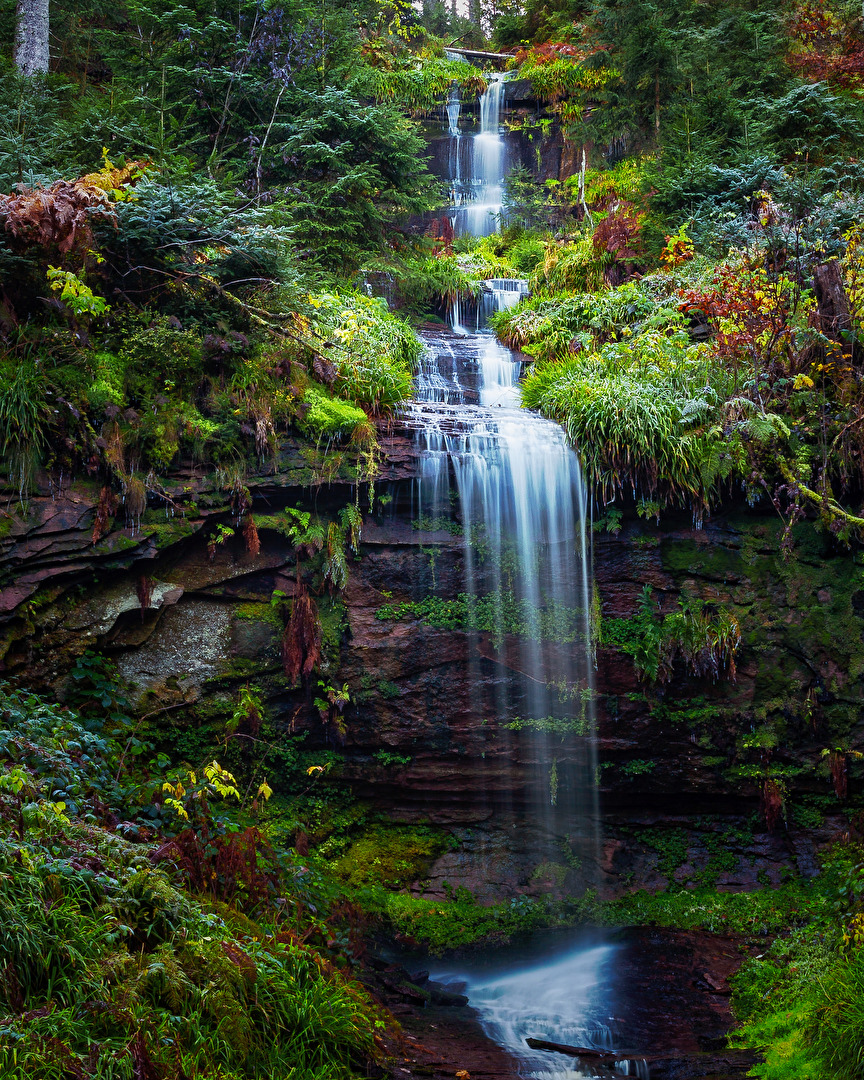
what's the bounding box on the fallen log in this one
[526,1039,644,1062]
[526,1038,757,1072]
[444,46,515,63]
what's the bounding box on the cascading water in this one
[431,941,648,1080]
[444,83,461,137]
[443,70,509,236]
[398,61,642,1080]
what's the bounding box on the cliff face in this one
[2,437,862,901]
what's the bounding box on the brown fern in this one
[242,513,260,557]
[1,180,112,255]
[762,778,785,831]
[91,484,117,545]
[592,199,645,263]
[281,585,321,684]
[130,1029,163,1080]
[0,162,147,255]
[830,749,848,799]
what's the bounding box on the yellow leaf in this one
[306,765,325,776]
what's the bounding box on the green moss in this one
[530,861,569,887]
[412,515,463,536]
[318,597,347,667]
[213,657,275,681]
[234,602,282,627]
[87,350,127,411]
[140,520,197,549]
[331,825,447,888]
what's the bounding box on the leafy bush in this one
[310,292,420,414]
[300,387,369,441]
[607,587,741,684]
[491,277,685,356]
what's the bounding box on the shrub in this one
[310,292,419,414]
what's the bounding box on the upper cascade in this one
[444,70,510,237]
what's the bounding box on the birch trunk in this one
[14,0,49,76]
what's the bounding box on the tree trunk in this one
[813,260,852,341]
[14,0,49,76]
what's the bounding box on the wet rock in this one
[116,599,233,703]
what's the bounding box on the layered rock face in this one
[2,438,862,901]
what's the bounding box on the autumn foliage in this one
[788,2,864,90]
[0,161,146,255]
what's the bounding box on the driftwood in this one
[526,1038,757,1072]
[445,46,515,63]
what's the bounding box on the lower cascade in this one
[432,941,650,1080]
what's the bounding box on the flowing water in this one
[406,72,639,1079]
[443,70,510,237]
[431,940,649,1079]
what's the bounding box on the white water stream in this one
[407,71,651,1078]
[431,941,650,1079]
[405,72,640,1079]
[443,70,509,236]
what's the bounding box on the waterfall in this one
[444,83,461,137]
[477,277,529,328]
[399,60,629,1080]
[404,328,598,857]
[448,71,508,237]
[430,942,652,1080]
[411,63,598,891]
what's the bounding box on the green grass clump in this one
[385,252,482,314]
[490,278,682,357]
[521,325,740,508]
